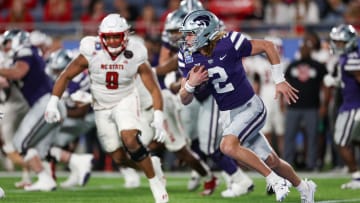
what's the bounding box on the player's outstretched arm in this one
[52,54,88,98]
[45,54,88,123]
[139,61,166,143]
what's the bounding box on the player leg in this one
[112,92,168,203]
[49,116,95,188]
[13,94,66,191]
[197,95,253,197]
[1,85,31,188]
[334,109,360,189]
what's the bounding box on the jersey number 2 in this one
[208,66,234,93]
[106,72,119,89]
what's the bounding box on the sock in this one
[265,171,280,185]
[49,147,62,162]
[296,180,306,193]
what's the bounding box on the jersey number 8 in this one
[106,72,119,89]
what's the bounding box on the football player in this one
[154,0,254,197]
[326,24,360,189]
[178,10,316,202]
[45,49,94,188]
[44,14,168,203]
[0,29,66,191]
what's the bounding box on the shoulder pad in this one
[127,38,148,62]
[79,36,101,58]
[16,47,32,58]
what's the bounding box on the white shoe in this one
[269,178,290,202]
[187,170,201,191]
[15,179,32,189]
[60,171,78,188]
[24,174,56,192]
[341,179,360,189]
[221,179,254,198]
[149,177,168,203]
[69,154,93,186]
[221,171,231,189]
[121,167,140,189]
[300,179,317,203]
[151,156,166,186]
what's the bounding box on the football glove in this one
[44,95,61,123]
[150,110,166,143]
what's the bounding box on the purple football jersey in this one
[178,31,254,110]
[14,46,52,106]
[67,72,90,95]
[338,48,360,112]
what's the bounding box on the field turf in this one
[0,172,359,203]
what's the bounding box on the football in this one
[0,187,5,199]
[193,65,201,72]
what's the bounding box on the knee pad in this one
[123,133,149,162]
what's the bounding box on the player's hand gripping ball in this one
[192,66,208,93]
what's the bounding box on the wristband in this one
[271,64,285,84]
[184,81,195,93]
[154,110,164,121]
[49,95,60,104]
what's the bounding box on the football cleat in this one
[69,154,93,186]
[151,156,166,186]
[121,167,141,189]
[201,176,218,196]
[15,179,32,189]
[24,175,56,192]
[60,171,78,188]
[341,179,360,189]
[149,177,169,203]
[187,171,201,191]
[300,179,317,203]
[221,177,254,198]
[268,178,290,202]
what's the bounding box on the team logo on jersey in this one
[124,50,133,59]
[184,50,193,64]
[95,42,101,50]
[208,59,213,64]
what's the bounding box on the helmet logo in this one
[193,15,210,27]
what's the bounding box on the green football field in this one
[0,172,359,203]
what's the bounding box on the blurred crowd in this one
[0,0,359,37]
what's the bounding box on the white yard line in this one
[317,199,360,203]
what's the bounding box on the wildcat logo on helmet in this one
[193,15,210,27]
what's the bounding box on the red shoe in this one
[200,176,218,196]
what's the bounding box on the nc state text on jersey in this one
[101,64,124,70]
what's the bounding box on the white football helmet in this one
[98,13,130,55]
[329,24,358,55]
[46,49,73,80]
[179,10,220,52]
[2,29,30,53]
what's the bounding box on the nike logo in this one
[219,54,227,60]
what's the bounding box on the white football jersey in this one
[79,36,148,110]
